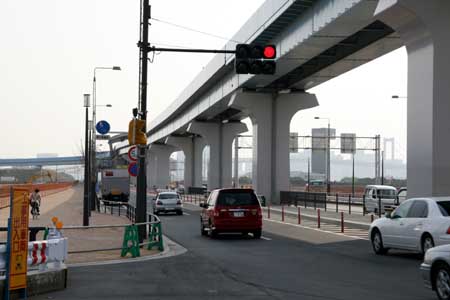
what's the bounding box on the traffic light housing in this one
[128,118,147,146]
[235,44,276,75]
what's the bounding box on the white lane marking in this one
[261,236,272,241]
[264,218,368,241]
[183,212,191,216]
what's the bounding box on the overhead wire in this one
[150,16,242,44]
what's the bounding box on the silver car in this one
[369,197,450,255]
[153,192,183,215]
[421,244,450,300]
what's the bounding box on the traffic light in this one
[235,44,276,75]
[128,118,147,146]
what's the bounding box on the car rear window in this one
[216,190,259,206]
[159,193,178,199]
[377,189,396,199]
[437,201,450,216]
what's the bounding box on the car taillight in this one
[214,208,220,217]
[176,200,182,205]
[156,200,163,205]
[446,226,450,234]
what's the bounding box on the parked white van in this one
[363,185,398,214]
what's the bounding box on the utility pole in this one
[381,150,385,185]
[327,121,331,194]
[136,0,150,242]
[234,136,239,188]
[352,153,355,197]
[83,94,90,226]
[307,157,310,192]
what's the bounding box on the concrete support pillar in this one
[221,122,248,188]
[147,144,175,189]
[229,90,318,203]
[193,137,207,187]
[375,0,450,197]
[187,121,221,190]
[165,136,194,188]
[186,121,247,190]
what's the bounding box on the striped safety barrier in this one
[0,238,68,271]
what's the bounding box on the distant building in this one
[311,128,336,176]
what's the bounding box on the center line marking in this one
[261,236,272,241]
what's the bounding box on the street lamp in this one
[314,116,331,194]
[91,66,121,210]
[83,94,90,226]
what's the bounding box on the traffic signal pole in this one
[136,0,150,242]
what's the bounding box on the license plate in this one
[233,211,244,217]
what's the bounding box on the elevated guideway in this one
[147,0,402,142]
[141,0,450,202]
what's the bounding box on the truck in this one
[100,169,130,202]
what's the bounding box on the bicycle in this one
[31,203,39,220]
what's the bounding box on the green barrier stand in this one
[43,227,49,240]
[121,225,140,258]
[147,223,164,251]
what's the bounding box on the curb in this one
[67,235,187,268]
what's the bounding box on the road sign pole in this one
[136,0,150,242]
[83,106,89,226]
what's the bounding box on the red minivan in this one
[200,188,263,238]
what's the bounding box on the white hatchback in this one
[369,197,450,255]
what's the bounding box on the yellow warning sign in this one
[9,187,29,290]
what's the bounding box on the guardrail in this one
[181,194,207,205]
[281,192,401,218]
[0,237,68,273]
[92,200,164,254]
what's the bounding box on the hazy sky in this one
[0,0,407,160]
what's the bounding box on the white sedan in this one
[369,197,450,255]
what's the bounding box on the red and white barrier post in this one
[267,204,271,219]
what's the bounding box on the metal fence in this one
[279,191,400,218]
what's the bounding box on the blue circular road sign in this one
[96,120,111,135]
[128,162,138,177]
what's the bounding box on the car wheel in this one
[434,263,450,300]
[371,229,388,255]
[153,210,159,216]
[177,210,183,216]
[200,221,207,236]
[422,234,435,254]
[208,220,218,238]
[210,229,218,238]
[253,229,262,239]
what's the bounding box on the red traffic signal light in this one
[263,45,276,59]
[234,44,276,75]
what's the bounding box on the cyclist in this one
[29,189,41,216]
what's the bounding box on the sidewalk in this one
[1,184,161,264]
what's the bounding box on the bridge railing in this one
[0,182,74,208]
